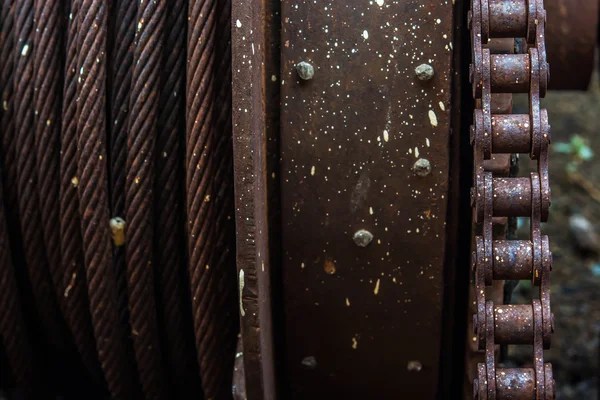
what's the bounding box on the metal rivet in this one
[301,356,317,369]
[296,61,314,80]
[413,158,432,176]
[353,229,373,247]
[415,63,434,81]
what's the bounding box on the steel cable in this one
[108,0,138,349]
[59,0,104,383]
[185,0,223,397]
[124,0,168,397]
[0,1,239,397]
[0,177,33,390]
[0,0,23,248]
[76,0,137,397]
[14,0,65,349]
[155,0,202,396]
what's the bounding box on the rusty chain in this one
[469,0,555,398]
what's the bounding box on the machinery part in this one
[546,0,599,90]
[469,0,555,398]
[275,1,456,398]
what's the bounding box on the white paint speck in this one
[310,166,316,176]
[376,0,384,6]
[236,19,242,28]
[362,30,369,40]
[428,110,438,127]
[369,207,374,215]
[426,138,430,147]
[374,278,381,295]
[383,130,389,142]
[239,269,245,317]
[21,44,29,56]
[415,147,420,158]
[438,101,445,111]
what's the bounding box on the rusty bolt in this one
[296,61,314,80]
[413,158,431,176]
[301,356,317,369]
[353,229,373,248]
[415,63,434,81]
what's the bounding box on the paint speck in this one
[426,138,431,147]
[374,278,380,295]
[369,207,374,215]
[271,75,277,82]
[71,176,79,187]
[239,269,245,317]
[346,297,350,307]
[204,195,211,203]
[2,101,7,110]
[438,101,445,111]
[301,262,305,269]
[236,19,242,28]
[362,30,369,40]
[375,0,384,6]
[311,166,316,176]
[352,336,358,349]
[428,110,438,127]
[324,259,336,275]
[21,44,29,56]
[383,130,389,142]
[415,147,420,158]
[407,360,423,372]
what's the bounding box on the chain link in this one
[469,0,555,398]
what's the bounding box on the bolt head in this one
[413,158,431,177]
[353,229,373,248]
[415,63,434,81]
[296,61,314,80]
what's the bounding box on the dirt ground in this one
[508,74,600,399]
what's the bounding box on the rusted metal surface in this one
[546,0,599,90]
[279,1,455,398]
[232,0,281,397]
[469,0,555,398]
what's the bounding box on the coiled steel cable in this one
[59,0,104,382]
[0,177,33,390]
[108,0,138,346]
[0,0,23,246]
[0,0,239,397]
[185,0,225,397]
[75,0,136,397]
[155,0,201,396]
[194,0,237,395]
[124,0,168,397]
[14,0,65,348]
